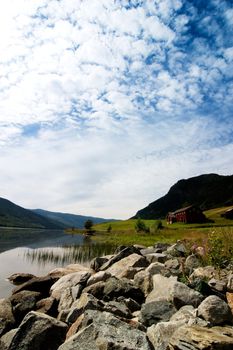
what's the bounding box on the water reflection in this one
[24,243,115,267]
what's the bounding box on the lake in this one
[0,228,115,298]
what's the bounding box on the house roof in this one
[169,205,196,215]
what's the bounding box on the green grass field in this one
[68,206,233,247]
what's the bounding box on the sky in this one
[0,0,233,219]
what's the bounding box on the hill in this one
[32,209,116,228]
[0,197,64,229]
[134,173,233,219]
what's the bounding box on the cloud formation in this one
[0,0,233,218]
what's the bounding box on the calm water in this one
[0,228,115,298]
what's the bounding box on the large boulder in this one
[102,277,144,304]
[0,298,15,337]
[86,271,111,287]
[171,281,204,309]
[10,290,41,323]
[100,246,142,271]
[197,295,233,325]
[50,271,91,300]
[105,253,148,278]
[12,275,57,297]
[139,300,176,327]
[8,311,68,350]
[168,325,233,350]
[146,275,177,303]
[147,320,185,350]
[0,329,18,350]
[58,311,152,350]
[8,273,35,285]
[49,264,90,279]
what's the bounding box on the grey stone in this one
[49,264,90,279]
[86,271,111,287]
[184,254,202,274]
[102,277,144,304]
[10,290,41,323]
[105,253,148,278]
[58,311,151,350]
[50,271,91,300]
[166,242,187,257]
[145,253,168,264]
[58,287,74,313]
[146,262,166,275]
[171,281,204,309]
[168,325,233,350]
[8,311,68,350]
[103,300,132,318]
[12,275,57,297]
[147,320,185,350]
[227,273,233,292]
[197,295,233,325]
[100,246,142,271]
[8,273,35,285]
[146,275,177,303]
[90,257,109,272]
[139,300,176,326]
[0,329,18,350]
[208,278,227,292]
[0,298,15,337]
[36,297,57,316]
[134,270,153,296]
[67,293,104,323]
[82,280,106,299]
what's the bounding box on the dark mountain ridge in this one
[0,197,64,229]
[135,173,233,219]
[32,209,116,229]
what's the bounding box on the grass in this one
[68,206,233,247]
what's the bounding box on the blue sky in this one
[0,0,233,218]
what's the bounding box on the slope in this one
[134,173,233,219]
[0,197,64,229]
[32,209,115,229]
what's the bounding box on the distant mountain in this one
[134,174,233,219]
[31,209,115,228]
[0,197,64,229]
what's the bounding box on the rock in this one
[208,278,227,292]
[36,297,58,316]
[197,295,233,325]
[66,293,104,324]
[12,275,57,297]
[168,325,233,350]
[189,266,218,282]
[0,298,15,337]
[100,246,142,271]
[116,297,141,312]
[147,320,185,350]
[49,264,90,278]
[170,305,209,327]
[146,261,166,275]
[102,277,144,304]
[146,275,177,303]
[227,273,233,292]
[50,271,91,300]
[10,290,41,323]
[0,329,18,350]
[154,242,171,252]
[145,253,167,264]
[105,253,148,278]
[8,311,68,350]
[86,271,111,287]
[103,300,132,318]
[8,273,35,285]
[140,246,157,255]
[184,254,202,274]
[171,281,204,309]
[90,257,109,272]
[139,300,176,327]
[166,242,187,257]
[58,311,151,350]
[226,292,233,314]
[58,288,74,313]
[164,258,180,272]
[82,280,106,299]
[134,270,153,296]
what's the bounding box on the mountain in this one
[134,173,233,219]
[0,197,65,229]
[31,209,115,228]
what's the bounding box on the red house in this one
[221,208,233,219]
[167,205,206,224]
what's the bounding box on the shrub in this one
[135,218,149,233]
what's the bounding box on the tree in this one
[107,224,112,233]
[84,219,93,231]
[135,218,149,233]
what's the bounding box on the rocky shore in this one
[0,242,233,349]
